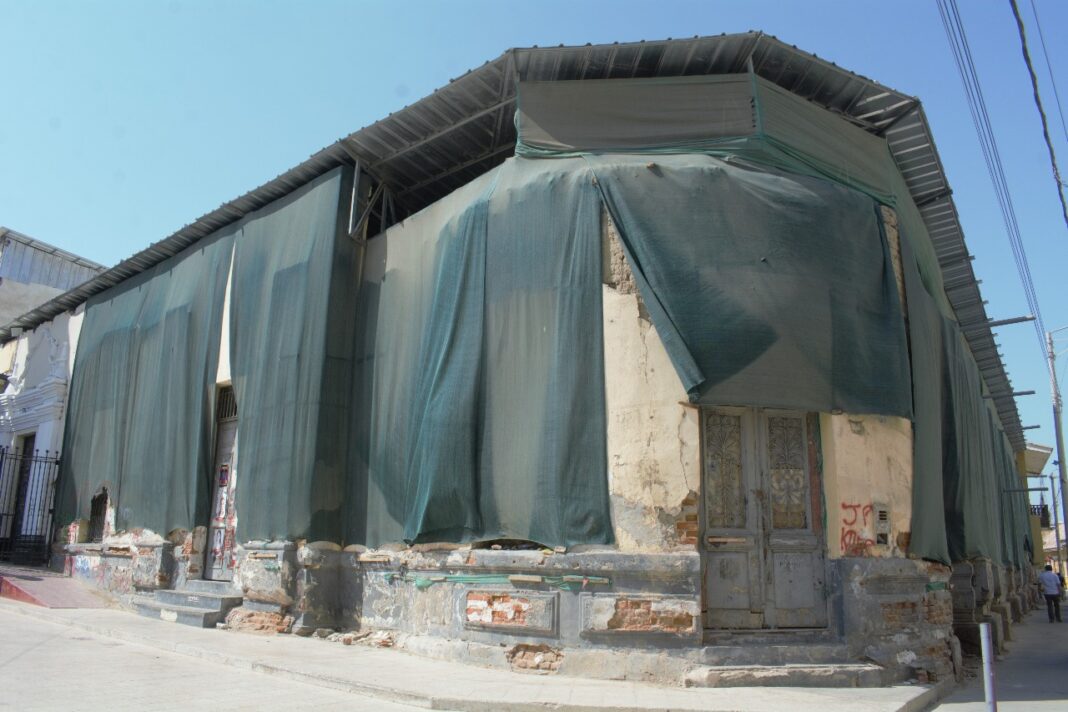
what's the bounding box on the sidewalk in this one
[935,610,1068,710]
[0,597,948,712]
[0,563,113,608]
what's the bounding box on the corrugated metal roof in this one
[0,32,1025,449]
[0,227,105,291]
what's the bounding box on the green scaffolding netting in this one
[229,167,353,543]
[904,220,1031,567]
[56,71,1033,564]
[900,227,951,564]
[586,153,911,415]
[517,74,952,320]
[518,74,1028,566]
[347,159,611,547]
[56,228,235,534]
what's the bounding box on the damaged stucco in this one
[602,212,700,554]
[820,413,914,559]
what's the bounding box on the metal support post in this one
[1053,475,1064,577]
[1047,331,1068,580]
[980,621,997,711]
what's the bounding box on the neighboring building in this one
[0,229,100,563]
[1041,522,1065,567]
[0,33,1043,687]
[1023,443,1054,569]
[0,227,104,326]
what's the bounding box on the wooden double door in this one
[701,407,827,629]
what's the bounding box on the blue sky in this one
[2,0,1067,476]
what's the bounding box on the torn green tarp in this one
[56,228,235,534]
[229,167,352,543]
[347,158,610,547]
[586,153,911,416]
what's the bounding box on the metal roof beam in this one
[397,143,515,199]
[370,97,516,169]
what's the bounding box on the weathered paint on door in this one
[207,389,238,582]
[701,407,827,629]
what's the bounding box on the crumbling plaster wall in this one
[821,413,914,559]
[602,214,700,553]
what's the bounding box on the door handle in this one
[706,536,747,546]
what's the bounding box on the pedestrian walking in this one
[1039,564,1063,622]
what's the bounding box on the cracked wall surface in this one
[602,212,699,554]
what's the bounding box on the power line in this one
[936,0,1048,369]
[1009,0,1068,232]
[1028,0,1068,147]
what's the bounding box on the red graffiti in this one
[840,502,875,556]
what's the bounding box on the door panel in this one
[701,408,764,629]
[702,407,827,629]
[762,412,827,628]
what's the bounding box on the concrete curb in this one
[1,601,945,712]
[897,678,955,712]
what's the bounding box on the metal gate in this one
[0,447,61,565]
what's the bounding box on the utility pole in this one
[1052,474,1064,577]
[1047,329,1068,578]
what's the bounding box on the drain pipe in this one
[979,621,997,711]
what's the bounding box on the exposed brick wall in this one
[606,597,697,633]
[506,644,562,672]
[465,592,531,626]
[224,608,294,635]
[924,591,954,627]
[602,210,639,296]
[879,600,922,627]
[880,206,907,315]
[674,492,699,547]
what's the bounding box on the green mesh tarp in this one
[516,74,951,317]
[587,153,911,415]
[347,158,610,547]
[905,226,1030,566]
[900,228,951,564]
[941,322,1004,563]
[518,76,757,154]
[229,167,352,543]
[516,74,1028,565]
[56,229,235,534]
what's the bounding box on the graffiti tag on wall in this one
[840,502,875,556]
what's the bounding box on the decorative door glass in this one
[703,412,745,528]
[767,415,807,529]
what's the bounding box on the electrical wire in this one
[1028,0,1068,147]
[1009,0,1068,231]
[936,0,1049,373]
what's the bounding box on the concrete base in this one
[684,663,886,688]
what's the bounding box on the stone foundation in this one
[832,557,956,682]
[53,531,962,686]
[949,558,1034,656]
[58,539,175,597]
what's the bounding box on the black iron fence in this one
[0,447,61,565]
[1032,503,1051,529]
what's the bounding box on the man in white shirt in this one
[1038,564,1064,622]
